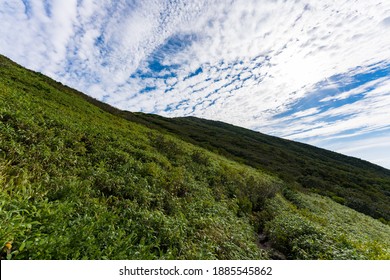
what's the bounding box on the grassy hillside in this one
[263,190,390,259]
[118,113,390,222]
[1,54,389,259]
[52,81,390,222]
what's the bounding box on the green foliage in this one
[263,192,390,259]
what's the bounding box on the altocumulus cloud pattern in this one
[1,0,390,168]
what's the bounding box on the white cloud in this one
[291,107,320,118]
[261,77,390,140]
[316,134,390,169]
[0,0,79,76]
[320,76,388,103]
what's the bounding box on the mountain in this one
[1,54,389,260]
[122,113,390,221]
[65,75,390,222]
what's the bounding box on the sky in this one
[1,0,390,169]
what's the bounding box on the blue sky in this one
[1,0,390,169]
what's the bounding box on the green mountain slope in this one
[117,113,390,222]
[1,54,389,259]
[50,75,390,222]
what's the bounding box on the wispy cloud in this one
[1,0,390,168]
[314,130,390,169]
[264,64,390,140]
